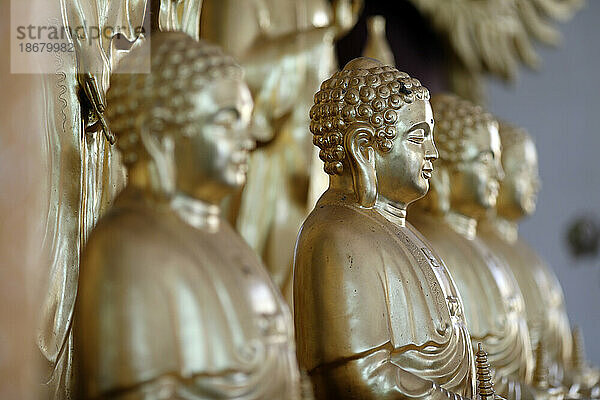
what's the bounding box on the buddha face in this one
[374,99,438,205]
[449,122,504,218]
[497,139,540,220]
[174,77,254,204]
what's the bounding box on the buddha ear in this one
[345,122,377,208]
[138,115,176,197]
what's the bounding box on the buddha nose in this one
[243,139,255,154]
[425,138,439,161]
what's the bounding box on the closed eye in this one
[211,107,241,129]
[407,128,426,144]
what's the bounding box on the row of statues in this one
[22,0,592,393]
[63,29,600,400]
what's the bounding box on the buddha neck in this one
[445,211,477,240]
[126,161,223,232]
[492,216,519,244]
[328,175,407,226]
[170,193,221,233]
[375,196,407,227]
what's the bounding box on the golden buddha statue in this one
[294,58,477,400]
[478,123,599,398]
[409,94,535,400]
[75,32,301,399]
[200,0,362,304]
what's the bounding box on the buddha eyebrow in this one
[407,121,431,135]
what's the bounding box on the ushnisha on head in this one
[427,93,504,218]
[310,57,437,208]
[106,32,254,204]
[496,122,540,220]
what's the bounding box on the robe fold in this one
[411,213,533,384]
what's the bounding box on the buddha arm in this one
[310,347,470,400]
[294,223,471,400]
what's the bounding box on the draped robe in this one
[76,190,301,399]
[410,213,533,397]
[479,221,573,380]
[294,191,475,400]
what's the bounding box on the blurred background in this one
[488,1,600,365]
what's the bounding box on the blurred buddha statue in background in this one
[201,0,362,303]
[75,32,301,399]
[479,122,600,398]
[294,58,477,400]
[409,94,537,400]
[40,2,204,396]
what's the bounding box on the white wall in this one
[487,2,600,365]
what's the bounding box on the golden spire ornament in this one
[530,339,567,400]
[566,326,600,397]
[532,340,550,390]
[476,343,496,400]
[571,327,585,371]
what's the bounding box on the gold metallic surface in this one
[530,340,565,400]
[405,0,584,101]
[37,1,138,395]
[155,0,203,39]
[479,124,569,379]
[39,2,203,397]
[294,58,476,400]
[569,328,600,398]
[410,94,535,400]
[479,124,599,398]
[362,16,395,67]
[200,0,362,303]
[75,32,301,399]
[476,344,497,400]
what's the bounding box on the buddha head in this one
[426,94,504,218]
[495,122,540,221]
[106,32,254,205]
[310,57,437,208]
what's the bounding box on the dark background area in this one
[335,1,449,92]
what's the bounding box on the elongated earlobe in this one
[139,121,176,198]
[345,122,377,208]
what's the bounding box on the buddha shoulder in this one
[301,201,390,243]
[82,206,182,274]
[297,202,411,274]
